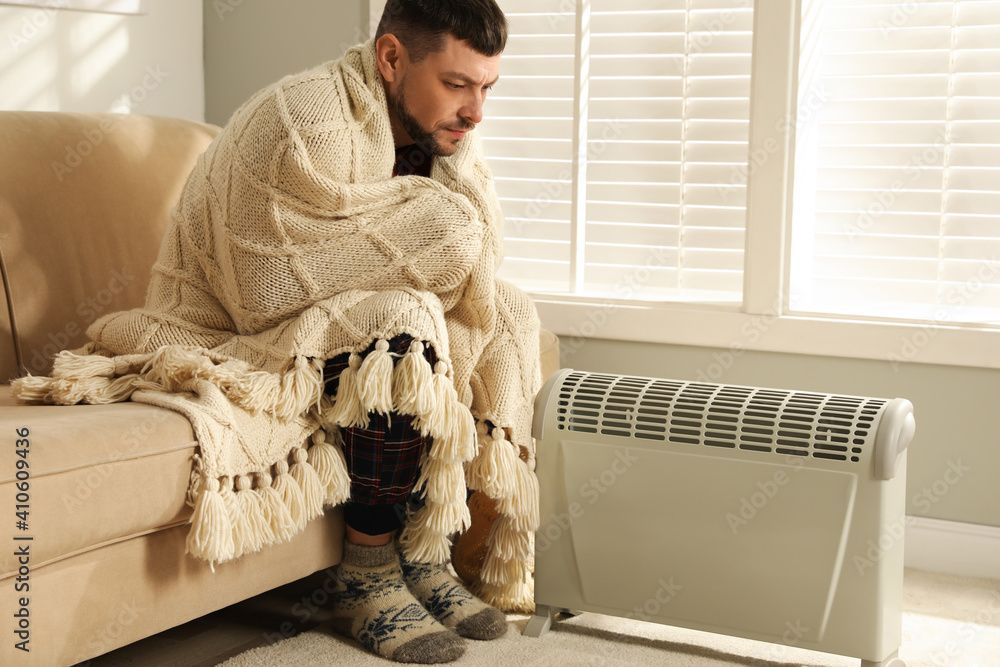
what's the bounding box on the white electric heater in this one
[524,369,915,667]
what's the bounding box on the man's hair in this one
[375,0,508,63]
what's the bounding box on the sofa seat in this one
[0,384,346,666]
[0,386,198,574]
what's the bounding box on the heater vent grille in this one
[554,372,887,463]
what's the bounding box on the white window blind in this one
[482,0,576,293]
[481,0,755,302]
[790,0,1000,324]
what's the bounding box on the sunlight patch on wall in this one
[71,15,128,97]
[0,1,144,15]
[0,21,59,109]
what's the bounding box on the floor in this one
[75,567,1000,667]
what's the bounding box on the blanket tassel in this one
[273,459,308,530]
[357,339,394,415]
[392,340,436,416]
[234,474,270,556]
[328,353,367,428]
[185,477,235,570]
[289,446,325,518]
[256,471,297,543]
[306,428,351,505]
[466,427,518,499]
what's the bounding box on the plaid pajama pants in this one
[322,334,437,535]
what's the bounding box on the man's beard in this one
[388,76,471,157]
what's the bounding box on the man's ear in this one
[376,34,407,84]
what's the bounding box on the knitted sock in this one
[330,541,466,663]
[398,546,508,640]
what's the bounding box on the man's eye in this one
[447,82,463,90]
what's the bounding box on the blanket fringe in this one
[185,427,353,566]
[398,358,476,564]
[483,514,533,562]
[13,348,325,425]
[27,339,530,597]
[322,339,479,566]
[494,455,540,530]
[469,579,535,615]
[413,455,465,506]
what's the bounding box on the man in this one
[322,2,515,662]
[14,1,540,664]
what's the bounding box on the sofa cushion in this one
[0,112,220,377]
[0,385,198,575]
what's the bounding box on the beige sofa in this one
[0,111,559,666]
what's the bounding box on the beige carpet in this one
[219,569,1000,666]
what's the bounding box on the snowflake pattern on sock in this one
[338,572,407,607]
[401,559,485,621]
[423,581,476,621]
[356,603,431,653]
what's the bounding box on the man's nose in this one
[460,93,484,126]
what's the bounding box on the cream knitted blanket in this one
[12,39,541,612]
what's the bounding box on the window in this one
[481,0,755,302]
[790,0,1000,326]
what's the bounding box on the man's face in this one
[382,34,500,157]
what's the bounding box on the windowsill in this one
[531,294,1000,371]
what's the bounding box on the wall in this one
[560,337,1000,529]
[0,0,204,120]
[203,0,368,127]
